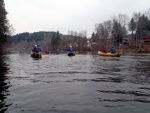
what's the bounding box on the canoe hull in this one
[97,51,121,57]
[30,52,42,58]
[68,52,76,56]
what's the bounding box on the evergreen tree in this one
[0,0,9,48]
[135,14,150,40]
[51,31,61,50]
[56,31,61,45]
[128,18,136,38]
[112,21,127,46]
[51,32,56,46]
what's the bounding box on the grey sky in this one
[5,0,150,37]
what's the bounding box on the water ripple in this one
[97,98,150,103]
[2,53,150,113]
[97,90,150,97]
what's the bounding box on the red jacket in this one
[102,47,107,53]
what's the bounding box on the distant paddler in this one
[102,46,107,53]
[31,44,42,58]
[68,46,75,56]
[110,45,116,54]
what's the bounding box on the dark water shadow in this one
[127,56,150,85]
[0,53,12,113]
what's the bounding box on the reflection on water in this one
[2,53,150,113]
[0,54,11,113]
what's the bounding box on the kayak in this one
[67,52,76,56]
[30,52,42,58]
[97,51,121,57]
[44,51,50,54]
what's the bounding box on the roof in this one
[144,35,150,42]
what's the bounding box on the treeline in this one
[9,30,88,51]
[9,31,55,44]
[92,7,150,50]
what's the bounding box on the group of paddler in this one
[29,43,120,58]
[102,45,116,54]
[30,44,76,58]
[97,45,121,57]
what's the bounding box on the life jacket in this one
[34,47,40,53]
[69,48,74,52]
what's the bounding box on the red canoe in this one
[44,51,50,54]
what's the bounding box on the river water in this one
[1,53,150,113]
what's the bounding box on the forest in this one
[7,7,150,52]
[91,8,150,51]
[1,0,150,53]
[8,30,88,51]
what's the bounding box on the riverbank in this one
[117,46,149,52]
[116,45,150,56]
[3,41,150,55]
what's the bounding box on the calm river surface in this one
[1,53,150,113]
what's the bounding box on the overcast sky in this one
[5,0,150,37]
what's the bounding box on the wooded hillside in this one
[6,31,88,52]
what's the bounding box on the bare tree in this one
[117,14,129,27]
[133,12,141,29]
[145,6,150,19]
[95,20,112,48]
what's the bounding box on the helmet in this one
[35,45,37,47]
[37,44,40,46]
[70,46,72,48]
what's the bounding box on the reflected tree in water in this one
[0,52,11,113]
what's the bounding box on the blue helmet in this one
[37,44,40,47]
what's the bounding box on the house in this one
[122,38,130,46]
[143,35,150,44]
[139,35,150,45]
[138,35,150,52]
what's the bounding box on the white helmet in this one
[70,46,72,48]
